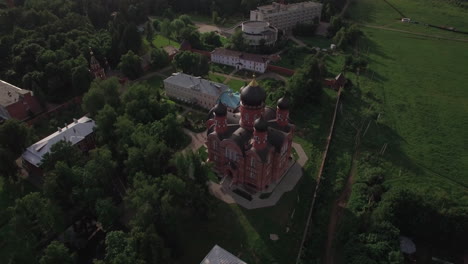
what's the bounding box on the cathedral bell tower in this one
[240,76,267,131]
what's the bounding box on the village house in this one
[211,48,271,73]
[201,245,247,264]
[22,116,96,177]
[206,77,294,192]
[0,80,42,122]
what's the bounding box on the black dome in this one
[241,79,266,106]
[277,97,289,110]
[213,103,227,116]
[254,116,268,132]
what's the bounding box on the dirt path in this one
[324,149,359,264]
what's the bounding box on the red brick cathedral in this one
[206,78,294,192]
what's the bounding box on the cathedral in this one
[206,77,294,192]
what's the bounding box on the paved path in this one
[289,36,307,47]
[182,128,207,153]
[208,142,308,209]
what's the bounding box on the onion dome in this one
[254,116,268,132]
[240,77,266,106]
[213,103,227,116]
[277,97,289,110]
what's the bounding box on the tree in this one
[178,14,193,26]
[159,19,172,41]
[95,104,118,145]
[40,141,84,172]
[71,64,92,96]
[152,20,160,32]
[201,32,222,50]
[0,120,32,178]
[287,55,325,107]
[0,119,32,156]
[82,77,121,117]
[150,48,169,70]
[95,198,120,230]
[146,22,154,43]
[40,241,75,264]
[229,29,246,51]
[119,50,143,80]
[120,23,142,54]
[104,231,143,264]
[172,51,209,76]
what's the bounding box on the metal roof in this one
[164,73,229,97]
[22,116,96,167]
[218,91,241,109]
[201,245,247,264]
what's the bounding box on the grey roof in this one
[22,116,96,167]
[267,127,286,152]
[230,127,253,153]
[201,245,247,264]
[212,48,270,64]
[0,80,30,107]
[164,73,229,97]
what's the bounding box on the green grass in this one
[210,64,236,74]
[226,79,247,92]
[297,36,332,49]
[358,28,468,192]
[152,35,180,49]
[207,73,226,83]
[273,48,315,70]
[347,0,468,40]
[136,75,164,89]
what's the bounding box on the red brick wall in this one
[5,93,43,121]
[267,65,296,76]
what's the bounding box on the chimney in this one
[57,127,62,132]
[73,118,78,124]
[64,123,68,129]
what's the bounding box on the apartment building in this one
[250,1,323,31]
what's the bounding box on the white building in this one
[250,1,323,31]
[22,116,96,175]
[242,21,278,46]
[164,73,230,110]
[211,48,270,73]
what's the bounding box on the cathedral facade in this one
[206,78,294,192]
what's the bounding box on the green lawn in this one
[210,64,236,75]
[152,35,180,49]
[273,48,315,70]
[226,79,247,92]
[358,28,468,191]
[348,0,468,40]
[207,73,226,83]
[297,36,332,49]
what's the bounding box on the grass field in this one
[355,27,468,193]
[226,79,246,92]
[348,0,468,40]
[152,35,180,49]
[297,36,332,49]
[207,73,226,83]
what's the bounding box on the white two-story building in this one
[211,48,270,73]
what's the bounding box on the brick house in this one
[0,80,43,122]
[206,77,294,192]
[22,116,96,176]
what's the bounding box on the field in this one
[348,0,468,40]
[297,36,332,49]
[152,35,180,49]
[357,27,468,191]
[207,72,226,83]
[226,79,246,92]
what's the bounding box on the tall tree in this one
[118,50,142,80]
[40,241,75,264]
